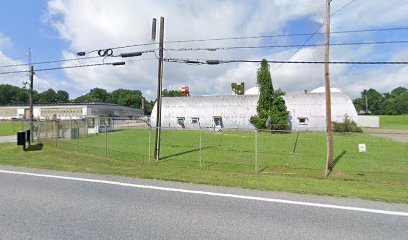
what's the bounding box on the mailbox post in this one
[17,131,26,151]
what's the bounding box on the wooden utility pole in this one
[29,65,34,143]
[154,17,164,160]
[324,0,333,177]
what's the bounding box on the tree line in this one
[353,87,408,115]
[0,84,187,115]
[0,84,69,105]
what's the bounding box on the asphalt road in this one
[0,167,407,240]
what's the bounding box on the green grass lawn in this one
[380,115,408,130]
[0,121,27,136]
[0,129,407,203]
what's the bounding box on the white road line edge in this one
[1,169,407,217]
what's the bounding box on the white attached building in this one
[0,102,143,120]
[150,87,368,131]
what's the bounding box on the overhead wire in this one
[0,49,157,69]
[0,62,114,75]
[0,58,153,76]
[163,40,408,52]
[271,0,358,73]
[0,56,102,69]
[1,25,407,69]
[77,42,158,56]
[164,58,408,65]
[163,26,408,44]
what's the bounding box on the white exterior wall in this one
[151,92,359,131]
[17,108,25,118]
[0,107,18,120]
[33,108,42,119]
[0,104,143,120]
[357,115,380,128]
[285,92,358,131]
[151,95,257,129]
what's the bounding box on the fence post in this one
[85,118,88,137]
[45,121,48,139]
[199,124,202,167]
[76,121,79,152]
[105,123,108,157]
[148,125,152,163]
[255,129,258,174]
[54,121,58,147]
[292,131,300,153]
[37,122,41,142]
[169,123,173,148]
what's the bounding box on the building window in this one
[87,118,95,128]
[177,117,185,125]
[213,116,223,127]
[298,117,308,125]
[191,117,199,125]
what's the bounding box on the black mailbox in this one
[17,131,26,145]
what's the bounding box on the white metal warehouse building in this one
[0,102,144,120]
[150,87,372,131]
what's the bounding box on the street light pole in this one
[154,17,164,160]
[324,0,333,177]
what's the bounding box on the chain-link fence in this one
[31,118,150,162]
[0,119,29,136]
[7,118,407,179]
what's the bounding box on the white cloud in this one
[331,0,408,31]
[0,32,61,93]
[35,0,408,99]
[44,0,325,99]
[0,50,56,92]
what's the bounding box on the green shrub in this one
[333,116,362,133]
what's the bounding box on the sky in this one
[0,0,407,100]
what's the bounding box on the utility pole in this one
[324,0,333,177]
[27,48,34,143]
[29,65,34,143]
[154,17,164,160]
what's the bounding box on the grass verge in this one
[0,129,407,203]
[380,115,408,130]
[0,121,26,136]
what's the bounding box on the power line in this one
[35,62,123,72]
[0,49,157,69]
[164,40,408,52]
[1,25,407,69]
[164,1,363,45]
[0,58,156,76]
[163,26,408,44]
[272,0,357,73]
[332,0,357,16]
[77,42,158,56]
[0,56,101,69]
[164,58,408,65]
[271,23,325,73]
[0,62,121,75]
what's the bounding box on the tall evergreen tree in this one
[256,60,274,117]
[250,59,289,130]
